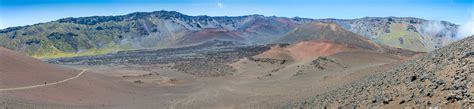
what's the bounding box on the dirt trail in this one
[0,69,87,91]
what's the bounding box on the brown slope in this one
[255,40,357,61]
[0,47,133,107]
[260,22,419,62]
[260,22,383,61]
[275,22,382,50]
[0,47,78,88]
[296,36,474,108]
[3,70,130,106]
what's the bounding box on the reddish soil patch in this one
[5,72,128,105]
[276,22,388,52]
[286,40,356,60]
[0,47,78,88]
[0,47,130,106]
[256,40,356,61]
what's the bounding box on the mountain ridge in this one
[1,13,457,34]
[275,22,381,50]
[0,10,459,58]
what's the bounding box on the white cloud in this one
[456,12,474,39]
[424,20,446,35]
[217,2,225,8]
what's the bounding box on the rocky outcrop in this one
[248,57,287,65]
[311,57,346,69]
[294,36,473,108]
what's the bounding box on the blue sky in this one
[0,0,472,29]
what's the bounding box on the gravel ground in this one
[292,36,473,108]
[48,40,275,77]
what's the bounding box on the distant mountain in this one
[318,17,459,51]
[275,22,381,50]
[0,11,312,58]
[0,11,458,58]
[264,22,421,62]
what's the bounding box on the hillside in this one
[275,22,381,50]
[0,47,137,108]
[295,36,473,108]
[260,22,418,65]
[0,47,78,88]
[256,40,355,61]
[319,17,459,52]
[0,11,311,58]
[0,11,458,58]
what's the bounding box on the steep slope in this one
[0,47,78,88]
[0,11,311,58]
[256,40,356,61]
[0,47,137,108]
[296,36,473,108]
[275,22,381,50]
[0,11,458,58]
[261,22,420,62]
[319,17,459,52]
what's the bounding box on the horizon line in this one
[0,10,461,29]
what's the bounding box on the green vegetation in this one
[0,19,164,59]
[378,23,431,52]
[32,43,133,59]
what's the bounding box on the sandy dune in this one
[0,47,78,88]
[256,40,356,61]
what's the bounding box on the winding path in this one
[0,69,88,91]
